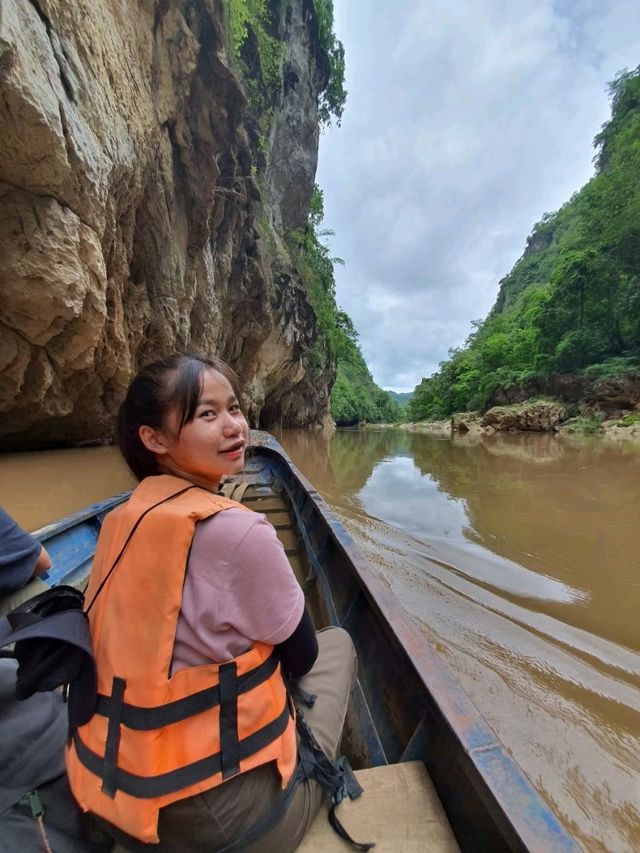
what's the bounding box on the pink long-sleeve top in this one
[171,508,304,671]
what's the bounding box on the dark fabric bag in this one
[0,585,97,728]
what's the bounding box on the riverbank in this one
[362,398,640,443]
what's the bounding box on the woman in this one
[66,353,357,852]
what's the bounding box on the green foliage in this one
[228,0,251,57]
[312,0,347,126]
[226,1,346,128]
[594,67,640,171]
[583,356,640,380]
[410,65,640,422]
[226,0,284,122]
[289,184,401,425]
[331,361,402,426]
[286,224,347,364]
[618,412,640,427]
[387,391,414,409]
[560,416,604,434]
[309,184,325,227]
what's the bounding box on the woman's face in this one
[142,368,249,490]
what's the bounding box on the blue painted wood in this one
[34,493,129,587]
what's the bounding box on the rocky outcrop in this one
[600,417,640,442]
[264,1,323,232]
[0,0,333,449]
[583,375,640,418]
[488,374,586,407]
[451,411,484,435]
[361,420,452,435]
[487,371,640,417]
[481,401,567,432]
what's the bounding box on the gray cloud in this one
[316,0,640,390]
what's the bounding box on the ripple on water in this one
[334,505,640,853]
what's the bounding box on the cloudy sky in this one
[316,1,640,391]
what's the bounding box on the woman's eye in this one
[200,409,215,418]
[230,404,240,412]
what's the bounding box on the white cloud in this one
[316,0,640,389]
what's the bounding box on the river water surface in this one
[0,429,638,851]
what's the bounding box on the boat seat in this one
[218,480,250,502]
[298,760,460,852]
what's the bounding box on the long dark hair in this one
[117,353,241,481]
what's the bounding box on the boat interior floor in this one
[299,761,460,853]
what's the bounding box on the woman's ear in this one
[138,425,170,456]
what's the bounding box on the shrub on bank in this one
[617,412,640,428]
[559,416,604,434]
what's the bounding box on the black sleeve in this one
[275,608,318,679]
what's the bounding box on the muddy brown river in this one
[0,429,638,851]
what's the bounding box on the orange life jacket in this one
[66,474,297,843]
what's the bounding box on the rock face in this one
[584,375,640,419]
[487,372,640,419]
[488,374,586,407]
[0,0,333,449]
[265,0,322,232]
[481,401,567,432]
[451,411,483,435]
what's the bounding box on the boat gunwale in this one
[33,493,131,542]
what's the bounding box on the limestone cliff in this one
[0,0,335,449]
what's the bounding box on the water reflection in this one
[278,428,640,653]
[359,455,586,606]
[359,454,470,539]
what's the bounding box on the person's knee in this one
[317,625,355,654]
[316,626,357,679]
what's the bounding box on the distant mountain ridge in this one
[387,391,414,407]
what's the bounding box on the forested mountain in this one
[387,391,414,408]
[409,66,640,422]
[291,186,402,426]
[331,355,402,425]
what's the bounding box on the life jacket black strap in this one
[73,701,291,799]
[101,676,126,798]
[219,662,240,779]
[288,682,317,708]
[93,650,279,730]
[327,757,373,851]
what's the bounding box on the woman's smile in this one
[219,440,245,459]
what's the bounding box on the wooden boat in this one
[0,436,580,852]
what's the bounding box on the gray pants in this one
[115,627,356,852]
